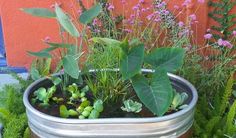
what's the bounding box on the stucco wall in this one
[0,0,209,68]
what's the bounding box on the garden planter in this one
[23,69,198,138]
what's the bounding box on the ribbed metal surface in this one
[24,70,198,138]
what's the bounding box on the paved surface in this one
[0,73,28,89]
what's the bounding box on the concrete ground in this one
[0,73,28,89]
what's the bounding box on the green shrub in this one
[191,73,236,137]
[0,82,29,137]
[2,114,28,138]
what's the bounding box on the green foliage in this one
[24,4,102,82]
[91,37,122,47]
[191,73,236,137]
[0,84,29,138]
[145,48,185,72]
[59,105,70,118]
[120,43,144,80]
[79,4,102,24]
[30,58,52,80]
[92,37,185,116]
[33,86,56,107]
[60,98,103,119]
[132,69,173,116]
[171,91,188,110]
[78,0,121,39]
[15,74,30,88]
[219,73,234,116]
[23,127,30,138]
[55,4,79,37]
[121,99,142,113]
[208,0,236,40]
[27,47,55,58]
[3,114,28,138]
[6,86,25,115]
[62,55,80,79]
[21,8,56,18]
[225,100,236,135]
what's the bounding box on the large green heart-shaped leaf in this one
[62,55,79,79]
[79,4,102,24]
[55,4,79,37]
[21,8,56,18]
[120,44,144,80]
[131,69,173,116]
[145,48,185,72]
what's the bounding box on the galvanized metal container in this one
[24,69,198,138]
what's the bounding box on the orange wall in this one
[0,0,209,68]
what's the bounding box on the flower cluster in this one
[203,30,235,49]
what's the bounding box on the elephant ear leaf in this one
[55,4,79,37]
[131,68,173,116]
[145,48,185,72]
[21,8,56,18]
[62,55,79,79]
[120,43,144,80]
[79,4,102,24]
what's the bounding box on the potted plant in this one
[23,2,198,138]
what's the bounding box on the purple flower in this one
[233,30,236,36]
[92,18,98,26]
[218,38,233,48]
[107,3,114,11]
[128,19,135,25]
[189,14,197,21]
[94,29,101,33]
[154,18,161,22]
[132,4,140,11]
[185,45,192,51]
[204,33,212,39]
[141,8,146,12]
[198,0,205,3]
[130,14,135,18]
[154,11,160,15]
[139,21,144,25]
[43,36,51,42]
[218,38,223,46]
[178,21,184,27]
[174,5,179,10]
[121,0,126,4]
[182,0,191,7]
[147,13,154,20]
[162,10,170,15]
[139,0,145,4]
[123,29,133,33]
[155,2,166,8]
[77,10,82,15]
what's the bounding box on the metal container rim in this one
[24,69,198,124]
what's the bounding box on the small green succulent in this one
[121,99,142,113]
[33,86,56,107]
[67,84,89,101]
[60,99,103,119]
[59,105,78,118]
[171,90,188,110]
